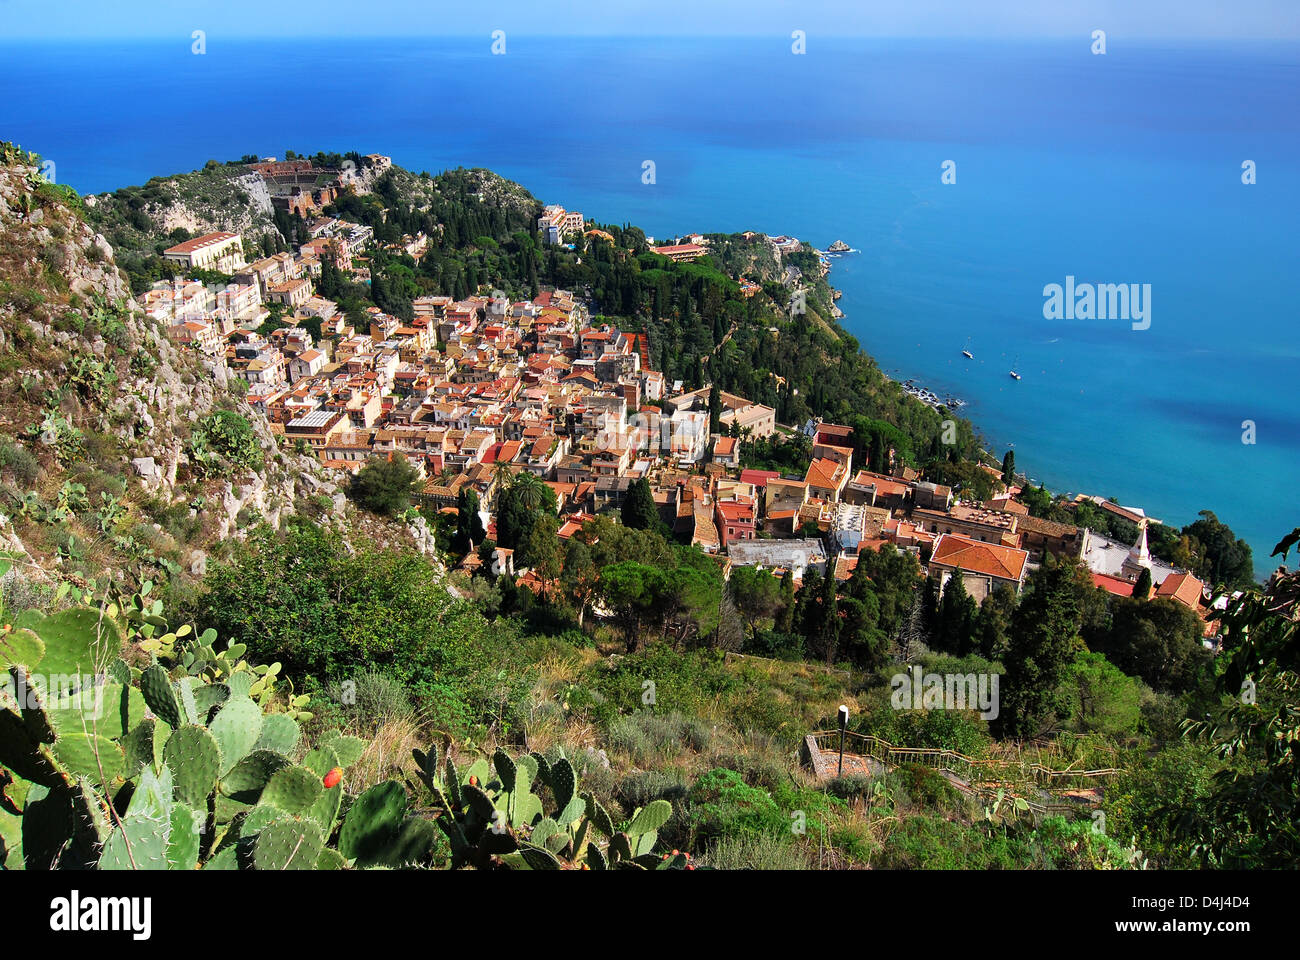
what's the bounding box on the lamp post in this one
[837,704,849,778]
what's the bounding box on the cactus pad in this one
[208,695,263,775]
[162,724,221,807]
[258,765,322,816]
[140,664,182,729]
[254,713,300,755]
[252,817,324,870]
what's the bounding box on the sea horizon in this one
[3,34,1295,577]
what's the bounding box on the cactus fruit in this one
[323,767,342,790]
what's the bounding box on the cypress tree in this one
[621,478,659,531]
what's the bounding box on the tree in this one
[728,566,782,641]
[192,520,496,689]
[512,471,554,513]
[974,585,1018,660]
[1062,652,1142,737]
[598,561,664,653]
[776,569,797,635]
[1001,449,1015,486]
[1132,567,1153,600]
[708,383,722,434]
[621,477,659,531]
[560,538,598,628]
[454,487,485,553]
[1000,560,1085,738]
[1176,529,1299,866]
[348,454,422,517]
[1181,510,1254,589]
[520,513,562,594]
[1100,597,1210,695]
[934,569,979,655]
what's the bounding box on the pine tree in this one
[936,569,979,655]
[1001,449,1016,485]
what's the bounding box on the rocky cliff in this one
[0,144,435,601]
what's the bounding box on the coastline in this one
[814,244,1273,581]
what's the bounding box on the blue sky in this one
[2,0,1298,40]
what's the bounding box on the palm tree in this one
[492,459,515,492]
[512,471,551,512]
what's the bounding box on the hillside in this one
[0,144,432,609]
[1,142,1286,875]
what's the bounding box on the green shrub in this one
[607,710,713,766]
[705,833,812,870]
[188,410,260,477]
[689,767,788,843]
[0,442,40,487]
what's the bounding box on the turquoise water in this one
[2,36,1296,575]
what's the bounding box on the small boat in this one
[961,337,973,359]
[1009,370,1021,380]
[1009,355,1021,379]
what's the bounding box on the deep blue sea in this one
[3,36,1297,577]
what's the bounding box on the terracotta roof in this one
[930,534,1028,582]
[1092,572,1137,597]
[1156,572,1206,610]
[1016,514,1079,537]
[164,231,239,255]
[739,469,781,487]
[805,457,845,490]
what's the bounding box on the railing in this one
[808,730,1119,793]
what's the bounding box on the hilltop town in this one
[131,154,1226,634]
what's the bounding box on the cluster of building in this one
[156,217,1218,642]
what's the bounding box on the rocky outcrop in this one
[0,150,434,589]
